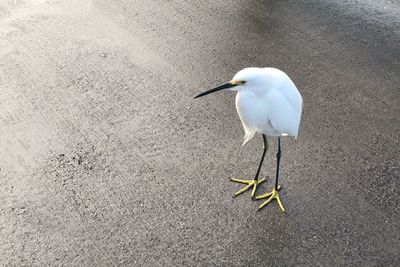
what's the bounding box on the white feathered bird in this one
[194,67,303,211]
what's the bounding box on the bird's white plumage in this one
[232,67,303,145]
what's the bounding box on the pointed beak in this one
[193,81,238,99]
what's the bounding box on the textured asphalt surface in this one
[1,0,400,265]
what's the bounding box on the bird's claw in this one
[230,177,267,197]
[255,186,285,212]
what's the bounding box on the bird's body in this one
[234,68,302,144]
[194,67,303,212]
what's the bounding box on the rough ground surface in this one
[1,0,399,265]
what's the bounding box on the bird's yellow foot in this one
[256,186,285,212]
[230,177,267,197]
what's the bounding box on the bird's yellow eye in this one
[231,80,246,85]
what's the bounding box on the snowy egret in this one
[194,67,302,211]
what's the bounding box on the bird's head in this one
[193,68,266,99]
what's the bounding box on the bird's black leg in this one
[230,134,268,197]
[254,134,268,181]
[275,136,281,190]
[255,136,284,211]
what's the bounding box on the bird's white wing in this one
[264,89,301,137]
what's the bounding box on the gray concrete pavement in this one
[0,0,399,265]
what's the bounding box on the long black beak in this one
[193,82,237,99]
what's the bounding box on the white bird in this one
[194,67,303,211]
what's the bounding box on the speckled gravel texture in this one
[0,0,399,265]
